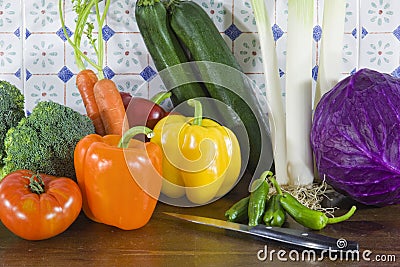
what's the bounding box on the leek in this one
[285,0,314,185]
[250,0,288,185]
[314,0,346,108]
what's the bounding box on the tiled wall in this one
[0,0,399,114]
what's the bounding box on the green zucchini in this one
[168,0,272,175]
[135,0,208,105]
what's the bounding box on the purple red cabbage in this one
[311,68,400,206]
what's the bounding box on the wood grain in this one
[0,175,398,266]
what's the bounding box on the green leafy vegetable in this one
[2,101,95,180]
[0,81,25,161]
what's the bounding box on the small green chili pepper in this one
[225,196,249,223]
[248,171,271,226]
[279,193,357,230]
[263,194,286,227]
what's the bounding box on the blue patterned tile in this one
[224,24,242,41]
[0,0,399,115]
[56,26,73,42]
[312,65,318,82]
[25,28,31,39]
[352,28,358,38]
[15,68,21,79]
[313,25,322,42]
[14,28,20,38]
[272,24,284,41]
[102,25,115,42]
[103,66,115,79]
[392,66,400,78]
[279,69,285,78]
[57,66,74,83]
[394,25,400,41]
[361,27,369,39]
[25,69,32,81]
[140,66,157,81]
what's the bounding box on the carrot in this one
[93,79,127,136]
[76,69,106,136]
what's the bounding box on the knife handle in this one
[249,225,359,252]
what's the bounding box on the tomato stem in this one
[25,173,45,194]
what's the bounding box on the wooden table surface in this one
[0,174,399,266]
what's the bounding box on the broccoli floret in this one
[2,101,95,180]
[0,81,25,161]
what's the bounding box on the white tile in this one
[0,33,22,73]
[108,0,139,32]
[0,0,398,113]
[342,33,358,74]
[234,33,264,73]
[0,0,21,32]
[275,33,287,76]
[344,0,359,33]
[113,74,146,97]
[106,33,148,74]
[24,33,65,74]
[24,0,61,33]
[360,0,400,33]
[65,35,99,74]
[245,73,269,113]
[359,33,400,73]
[275,0,288,32]
[24,74,65,112]
[192,0,233,32]
[65,75,85,114]
[233,0,257,32]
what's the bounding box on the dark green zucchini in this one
[135,0,208,105]
[168,0,272,175]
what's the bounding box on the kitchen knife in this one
[164,212,359,252]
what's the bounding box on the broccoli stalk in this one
[2,101,95,180]
[0,81,25,162]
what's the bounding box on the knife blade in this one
[164,212,359,252]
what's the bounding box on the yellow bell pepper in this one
[151,99,241,204]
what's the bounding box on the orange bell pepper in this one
[74,126,163,230]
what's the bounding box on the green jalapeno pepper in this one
[224,196,249,223]
[263,176,286,227]
[248,171,271,226]
[263,194,286,227]
[279,193,357,230]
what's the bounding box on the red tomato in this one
[0,170,82,240]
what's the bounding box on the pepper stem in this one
[187,99,203,126]
[269,176,283,195]
[250,170,273,192]
[327,206,357,224]
[25,173,45,195]
[118,126,154,148]
[150,92,172,105]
